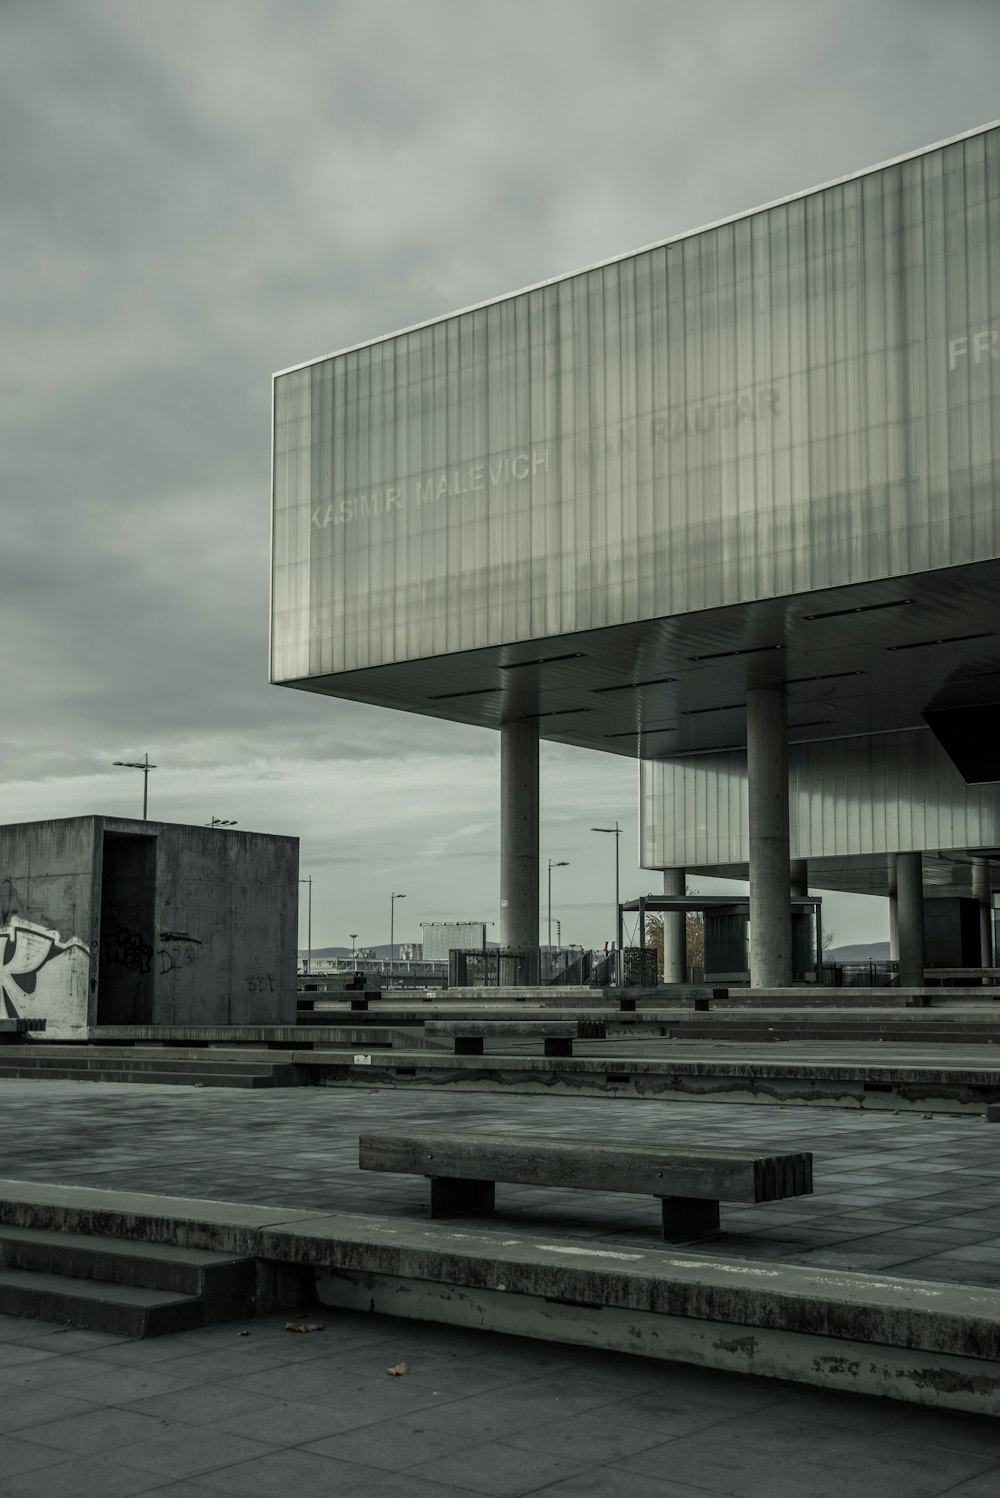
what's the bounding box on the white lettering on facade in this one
[649,386,780,447]
[949,327,1000,370]
[312,448,551,528]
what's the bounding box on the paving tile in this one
[193,1446,377,1496]
[145,1347,296,1382]
[533,1468,716,1496]
[0,1432,70,1477]
[125,1382,280,1425]
[229,1359,462,1422]
[54,1364,201,1405]
[733,1451,992,1498]
[306,1416,485,1470]
[0,1452,172,1498]
[617,1431,809,1491]
[405,1381,624,1442]
[0,1315,62,1344]
[0,1351,124,1388]
[211,1396,382,1446]
[500,1409,668,1464]
[888,1410,1000,1457]
[408,1437,589,1495]
[935,1470,1000,1498]
[0,1385,102,1434]
[821,1432,999,1491]
[111,1425,279,1479]
[17,1404,184,1454]
[20,1327,128,1354]
[0,1343,58,1369]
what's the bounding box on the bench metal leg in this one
[543,1038,573,1057]
[430,1177,495,1217]
[454,1037,485,1055]
[659,1196,720,1241]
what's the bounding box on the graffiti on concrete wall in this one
[0,918,91,1022]
[101,929,153,976]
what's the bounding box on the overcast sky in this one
[4,0,999,954]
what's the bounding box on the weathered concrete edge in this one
[317,1270,1000,1416]
[0,1177,998,1366]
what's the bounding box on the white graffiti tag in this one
[0,919,90,1019]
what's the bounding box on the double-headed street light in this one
[390,892,406,975]
[113,753,156,820]
[591,822,622,985]
[349,933,358,971]
[547,859,569,951]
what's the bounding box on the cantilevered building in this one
[271,121,1000,986]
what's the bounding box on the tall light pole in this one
[299,876,313,975]
[390,891,406,976]
[113,753,156,820]
[591,823,622,985]
[350,933,358,971]
[547,860,569,951]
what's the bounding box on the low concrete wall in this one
[0,1177,996,1415]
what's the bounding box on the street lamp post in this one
[591,822,622,985]
[299,876,313,975]
[547,859,569,951]
[390,892,406,977]
[350,933,358,971]
[113,753,156,820]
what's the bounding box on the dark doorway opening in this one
[97,832,156,1024]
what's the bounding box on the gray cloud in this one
[4,0,998,942]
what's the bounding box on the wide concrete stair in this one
[0,1224,258,1336]
[0,1046,302,1088]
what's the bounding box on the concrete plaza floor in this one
[2,1302,1000,1497]
[5,1079,1000,1286]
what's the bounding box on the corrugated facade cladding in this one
[272,126,999,684]
[641,731,1000,871]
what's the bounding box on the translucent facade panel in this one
[272,127,1000,682]
[640,731,1000,869]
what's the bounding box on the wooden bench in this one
[423,1019,606,1057]
[358,1129,813,1240]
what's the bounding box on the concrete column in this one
[887,854,899,961]
[895,851,925,989]
[972,858,993,971]
[747,686,792,988]
[661,867,686,983]
[499,721,539,951]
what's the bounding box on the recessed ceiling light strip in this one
[803,599,913,621]
[887,632,993,652]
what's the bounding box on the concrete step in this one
[0,1050,294,1074]
[0,1225,255,1295]
[0,1065,282,1087]
[0,1225,259,1336]
[0,1051,301,1087]
[0,1266,209,1337]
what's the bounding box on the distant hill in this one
[826,942,891,963]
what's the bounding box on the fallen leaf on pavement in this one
[386,1362,409,1376]
[284,1322,325,1334]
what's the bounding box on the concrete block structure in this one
[0,817,298,1035]
[271,122,1000,986]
